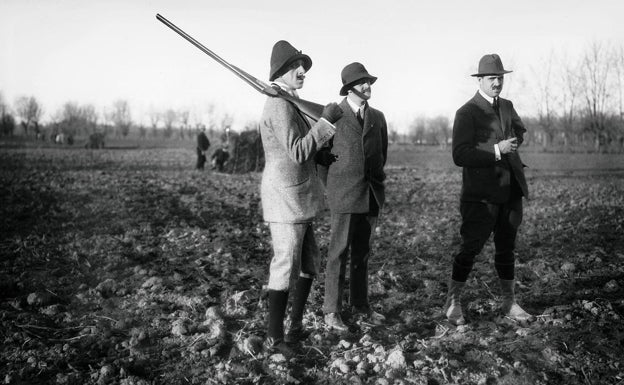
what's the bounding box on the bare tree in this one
[53,102,98,139]
[178,109,190,139]
[108,99,132,137]
[531,52,558,148]
[14,96,43,137]
[408,115,427,144]
[148,109,161,138]
[428,115,451,147]
[387,122,399,144]
[162,109,177,139]
[614,44,624,150]
[559,53,582,148]
[579,41,613,151]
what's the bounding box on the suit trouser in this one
[452,195,523,282]
[323,213,377,314]
[267,222,320,291]
[196,148,206,169]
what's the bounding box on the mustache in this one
[351,88,371,100]
[296,74,305,80]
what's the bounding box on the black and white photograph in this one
[1,1,623,384]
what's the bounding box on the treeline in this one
[394,42,624,152]
[2,43,622,152]
[0,95,236,144]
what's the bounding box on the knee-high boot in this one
[443,279,466,325]
[267,290,289,340]
[499,279,534,322]
[286,276,313,342]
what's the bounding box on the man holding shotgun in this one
[260,40,342,356]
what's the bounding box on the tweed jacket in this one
[452,91,529,203]
[260,96,335,223]
[324,98,388,214]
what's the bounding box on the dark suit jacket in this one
[325,98,388,214]
[452,92,529,203]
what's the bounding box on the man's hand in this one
[498,137,518,154]
[321,103,343,124]
[315,148,338,166]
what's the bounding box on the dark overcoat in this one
[325,98,388,214]
[452,92,529,203]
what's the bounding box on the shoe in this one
[443,279,466,326]
[264,337,295,358]
[324,313,348,332]
[285,323,311,343]
[499,279,535,322]
[353,306,385,325]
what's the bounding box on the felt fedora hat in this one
[471,54,513,77]
[269,40,312,81]
[339,62,377,96]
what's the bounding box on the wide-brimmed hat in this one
[339,62,377,96]
[269,40,312,81]
[471,54,513,77]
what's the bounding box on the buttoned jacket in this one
[260,96,335,223]
[452,91,529,203]
[325,98,388,214]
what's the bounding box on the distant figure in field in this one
[210,146,230,172]
[196,127,210,170]
[444,54,533,325]
[55,133,66,145]
[86,132,105,149]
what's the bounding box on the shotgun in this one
[155,13,324,121]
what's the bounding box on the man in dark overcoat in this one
[196,126,210,170]
[321,62,388,331]
[445,53,534,325]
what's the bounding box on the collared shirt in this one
[478,89,502,161]
[346,96,366,116]
[478,88,495,105]
[271,81,299,98]
[270,81,334,128]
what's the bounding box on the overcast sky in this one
[1,0,623,132]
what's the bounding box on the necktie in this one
[492,97,499,113]
[357,106,364,127]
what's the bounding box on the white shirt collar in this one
[478,88,495,104]
[346,96,366,114]
[271,81,299,98]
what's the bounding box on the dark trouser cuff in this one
[451,261,472,282]
[495,263,515,280]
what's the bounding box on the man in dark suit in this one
[196,126,210,170]
[321,62,388,331]
[445,54,533,325]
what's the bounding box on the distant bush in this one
[0,113,15,136]
[226,130,264,173]
[85,132,105,149]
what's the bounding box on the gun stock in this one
[156,13,324,121]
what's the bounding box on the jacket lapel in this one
[473,92,504,137]
[339,98,362,134]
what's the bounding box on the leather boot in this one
[499,279,535,322]
[286,277,312,342]
[266,290,294,356]
[443,279,466,325]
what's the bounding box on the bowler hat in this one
[269,40,312,81]
[471,54,512,77]
[339,62,377,96]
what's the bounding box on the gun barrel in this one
[156,13,265,94]
[156,13,324,121]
